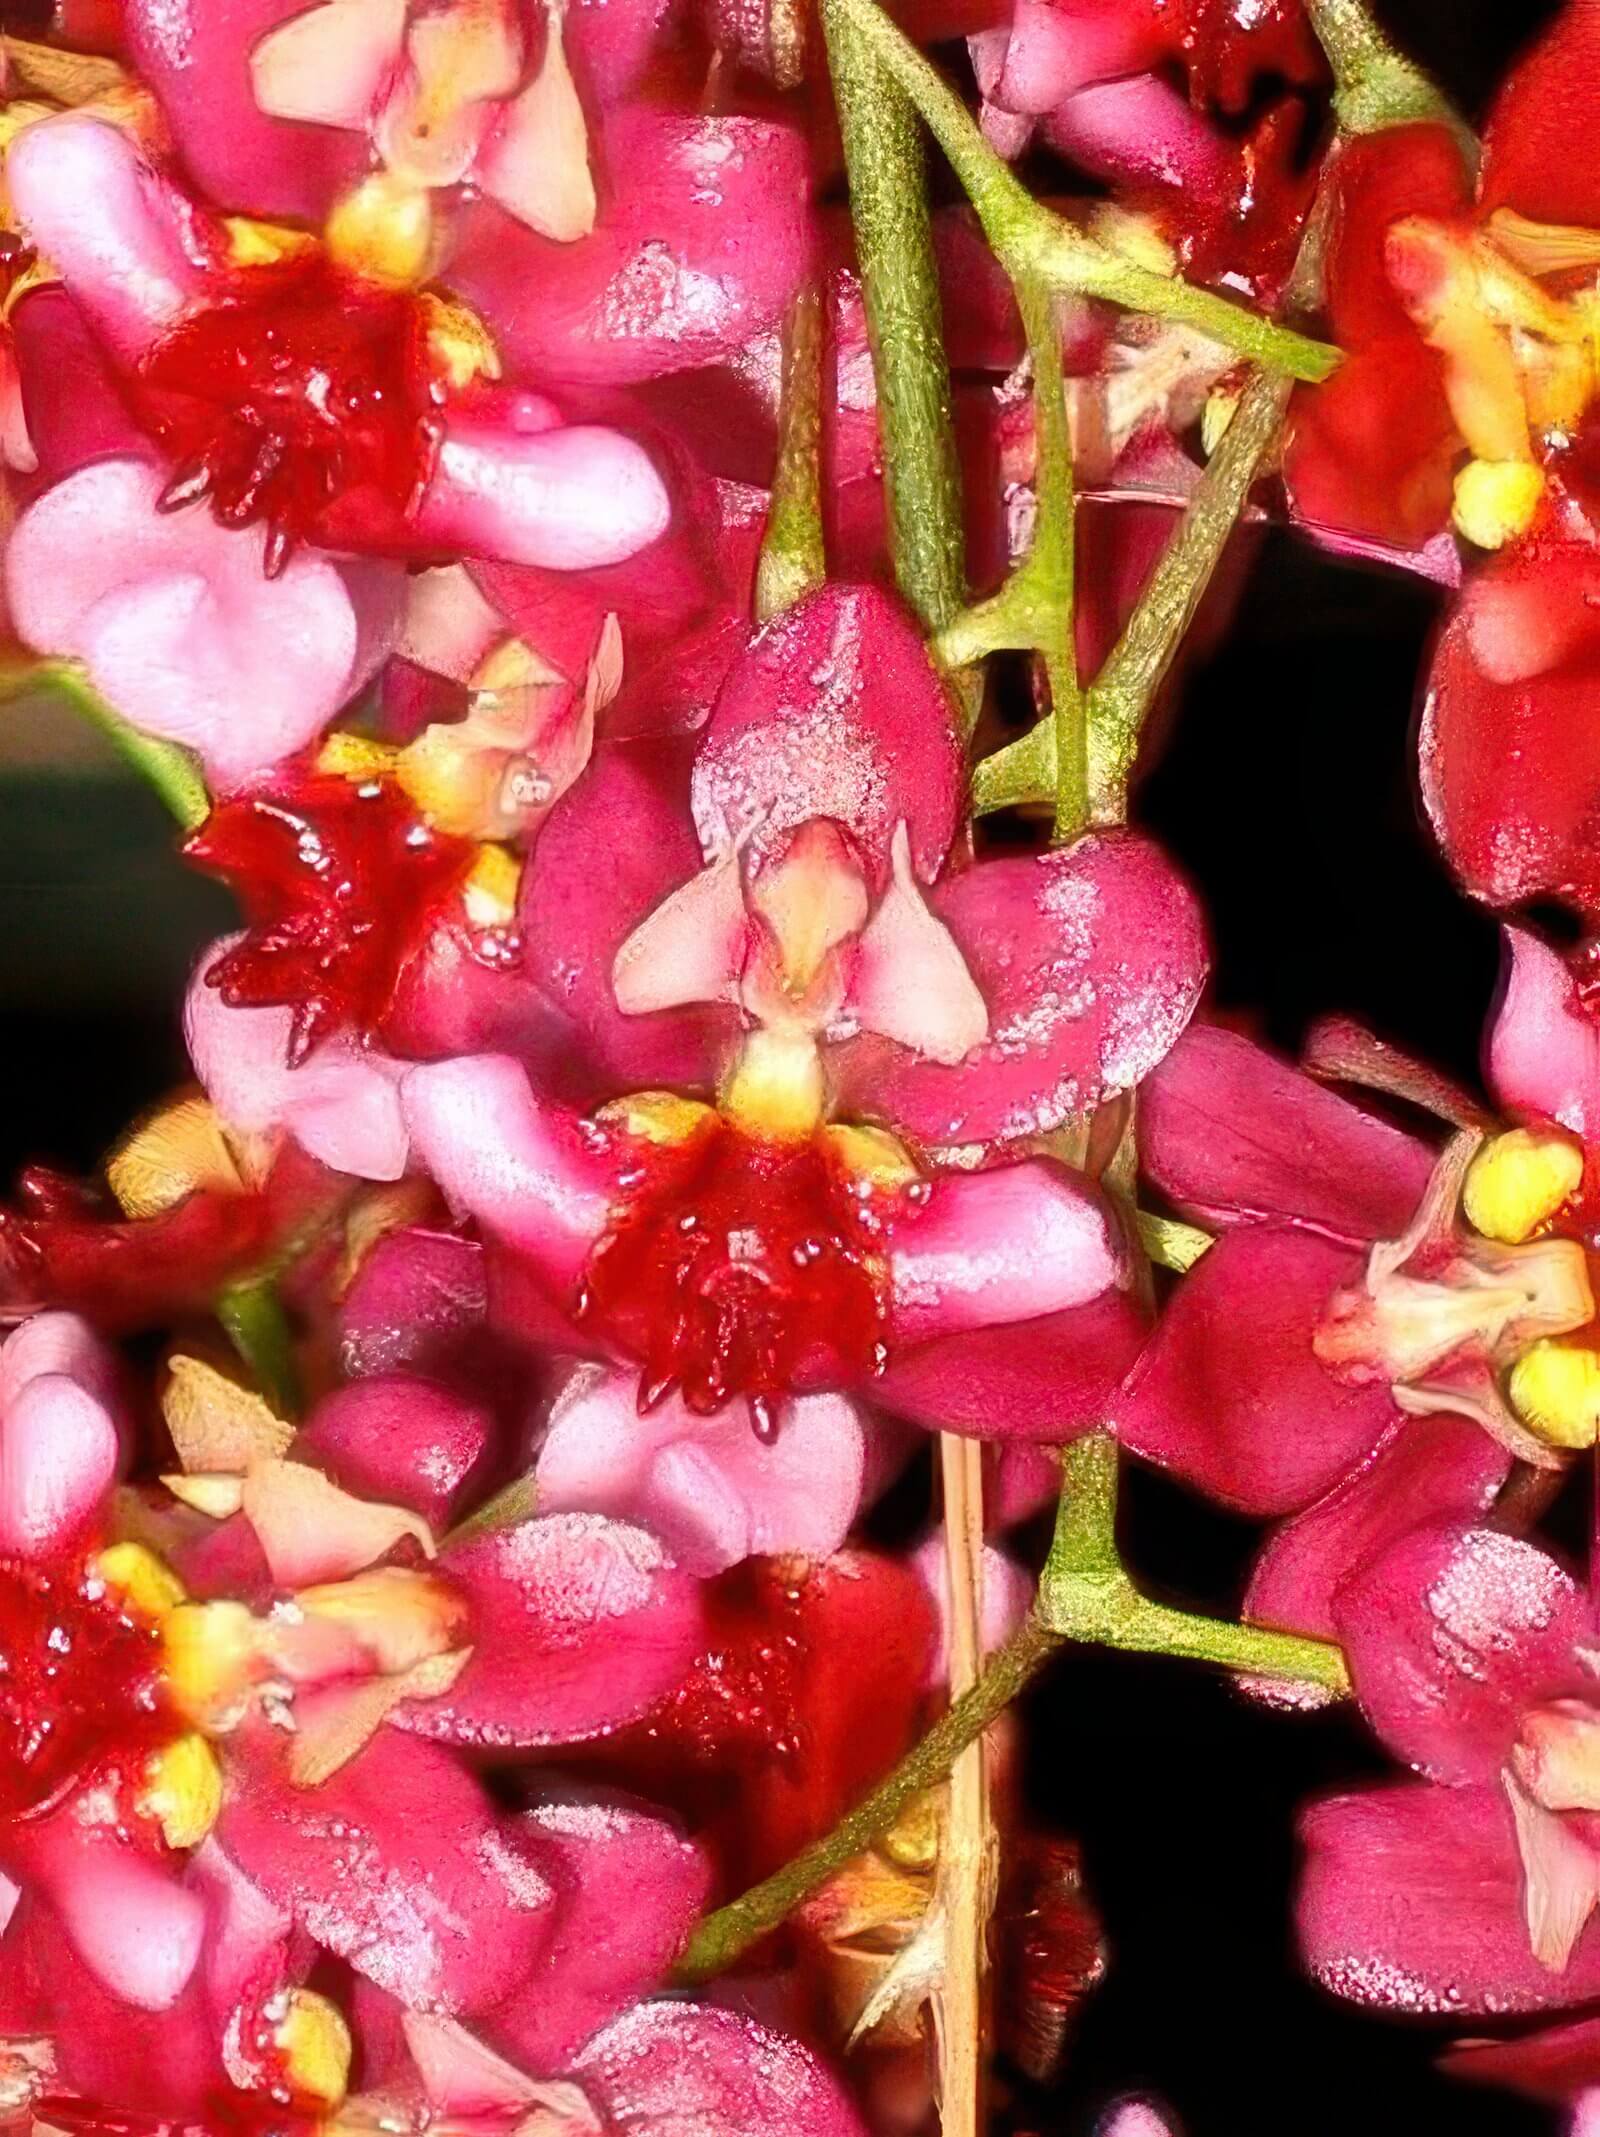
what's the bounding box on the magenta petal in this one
[573,2002,867,2137]
[125,0,368,222]
[1332,1524,1589,1784]
[12,286,146,482]
[1487,926,1600,1141]
[218,1727,554,2013]
[1300,1781,1600,2015]
[451,109,812,385]
[8,1820,205,2012]
[417,414,671,571]
[518,738,735,1092]
[890,1161,1126,1345]
[1045,73,1234,197]
[1139,1023,1435,1240]
[834,831,1206,1146]
[5,117,204,362]
[1110,1226,1395,1515]
[491,1790,709,2071]
[1246,1415,1511,1644]
[297,1375,494,1529]
[692,584,962,881]
[400,1056,611,1294]
[399,1513,703,1749]
[536,1364,867,1576]
[338,1227,490,1382]
[879,1288,1147,1443]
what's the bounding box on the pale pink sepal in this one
[418,415,671,572]
[1488,927,1600,1142]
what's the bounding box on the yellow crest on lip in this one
[1464,1127,1583,1243]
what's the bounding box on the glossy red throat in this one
[0,1554,167,1824]
[576,1117,902,1424]
[134,253,444,575]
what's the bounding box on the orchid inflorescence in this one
[0,0,1598,2131]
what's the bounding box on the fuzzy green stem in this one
[1303,0,1461,136]
[217,1279,302,1421]
[1039,1436,1350,1694]
[1087,368,1293,817]
[675,1612,1062,1983]
[823,0,966,641]
[756,285,828,622]
[24,663,210,831]
[829,0,1340,384]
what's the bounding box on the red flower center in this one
[134,253,444,575]
[576,1118,901,1423]
[0,1555,167,1823]
[187,771,478,1062]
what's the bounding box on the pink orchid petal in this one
[493,1788,710,2071]
[1110,1225,1397,1515]
[0,1900,224,2113]
[1138,1024,1435,1242]
[692,585,962,883]
[398,564,505,684]
[1044,73,1235,197]
[1245,1414,1511,1645]
[126,0,370,222]
[1333,1524,1589,1785]
[298,1375,493,1529]
[416,414,671,571]
[573,2001,868,2137]
[5,117,204,363]
[187,1835,296,2020]
[566,0,679,101]
[979,0,1136,114]
[536,1363,866,1576]
[450,108,811,385]
[1442,2011,1600,2103]
[403,2008,557,2114]
[1487,927,1600,1142]
[0,1371,119,1557]
[834,831,1206,1147]
[399,1512,704,1748]
[1300,1781,1600,2015]
[218,1726,555,2013]
[401,1055,611,1296]
[847,824,989,1062]
[12,285,146,482]
[14,1821,205,2012]
[611,851,747,1018]
[241,1458,434,1586]
[248,0,405,132]
[338,1226,490,1382]
[518,738,736,1092]
[9,460,402,791]
[878,1287,1148,1442]
[0,1311,120,1413]
[913,1535,1033,1683]
[1418,549,1600,912]
[890,1160,1126,1346]
[185,951,410,1180]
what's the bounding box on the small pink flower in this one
[1302,1520,1600,2017]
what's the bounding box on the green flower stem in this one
[1039,1436,1351,1694]
[217,1278,302,1421]
[823,0,967,644]
[1085,367,1294,818]
[1303,0,1462,137]
[675,1611,1064,1984]
[678,1437,1347,1985]
[938,279,1085,832]
[755,284,828,622]
[828,0,1340,385]
[35,662,210,831]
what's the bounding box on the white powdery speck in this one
[1426,1529,1574,1656]
[139,0,195,68]
[1314,1953,1466,2013]
[597,243,734,345]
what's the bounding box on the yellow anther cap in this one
[324,172,436,291]
[1465,1128,1583,1243]
[93,1542,186,1623]
[139,1732,224,1850]
[1452,458,1547,550]
[274,1990,353,2110]
[1509,1340,1600,1451]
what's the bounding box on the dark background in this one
[0,1,1572,2129]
